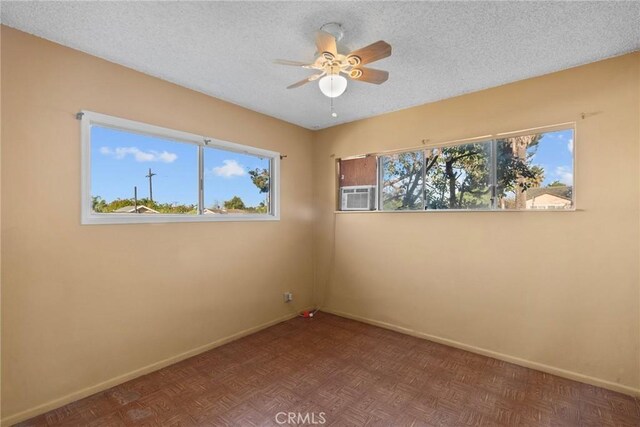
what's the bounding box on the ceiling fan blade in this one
[274,59,313,68]
[346,40,391,66]
[286,73,324,89]
[348,67,389,84]
[308,73,324,81]
[316,30,337,56]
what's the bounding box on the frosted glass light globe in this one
[318,74,347,98]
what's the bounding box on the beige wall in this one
[0,27,314,424]
[0,24,3,423]
[313,53,640,394]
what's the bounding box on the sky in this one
[530,129,574,186]
[90,126,270,207]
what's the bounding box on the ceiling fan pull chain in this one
[330,79,334,117]
[330,85,337,118]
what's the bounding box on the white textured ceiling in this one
[2,1,639,129]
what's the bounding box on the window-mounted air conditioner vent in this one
[340,186,376,211]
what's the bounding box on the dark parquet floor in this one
[17,312,640,426]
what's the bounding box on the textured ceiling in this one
[2,1,639,129]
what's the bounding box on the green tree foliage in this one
[248,168,269,193]
[382,144,491,210]
[495,135,545,209]
[92,197,197,214]
[382,135,547,210]
[496,135,544,197]
[425,143,490,209]
[547,180,565,187]
[92,196,107,213]
[248,167,270,213]
[92,195,266,215]
[381,152,424,210]
[224,196,246,210]
[251,201,267,214]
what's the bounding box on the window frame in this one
[81,111,280,225]
[339,122,576,213]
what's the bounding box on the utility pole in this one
[134,186,139,213]
[145,168,156,202]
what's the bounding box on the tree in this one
[224,196,246,210]
[92,196,107,213]
[425,143,490,209]
[249,168,270,212]
[382,147,492,210]
[381,152,424,210]
[496,135,544,209]
[248,168,269,194]
[547,180,565,187]
[92,196,196,214]
[382,135,547,210]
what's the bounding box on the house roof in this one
[526,186,572,201]
[204,208,248,214]
[114,205,159,213]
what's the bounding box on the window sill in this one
[82,213,280,225]
[334,208,579,214]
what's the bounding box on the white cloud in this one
[555,166,573,185]
[212,160,245,178]
[567,138,573,153]
[99,146,177,163]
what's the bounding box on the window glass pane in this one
[424,142,491,210]
[381,151,424,210]
[496,129,574,210]
[203,147,271,214]
[90,125,198,214]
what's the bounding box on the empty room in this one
[1,1,639,426]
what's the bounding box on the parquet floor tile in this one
[16,312,640,426]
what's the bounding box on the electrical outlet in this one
[284,292,293,303]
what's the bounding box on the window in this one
[380,151,424,210]
[90,126,200,216]
[81,111,280,224]
[424,142,492,210]
[203,146,271,214]
[338,157,377,211]
[495,129,574,210]
[337,125,574,212]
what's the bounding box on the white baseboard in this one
[1,311,302,427]
[322,307,640,397]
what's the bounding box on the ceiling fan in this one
[275,24,391,98]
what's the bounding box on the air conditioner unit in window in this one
[340,186,377,211]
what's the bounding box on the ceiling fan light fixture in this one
[318,74,347,98]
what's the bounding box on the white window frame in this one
[81,111,280,224]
